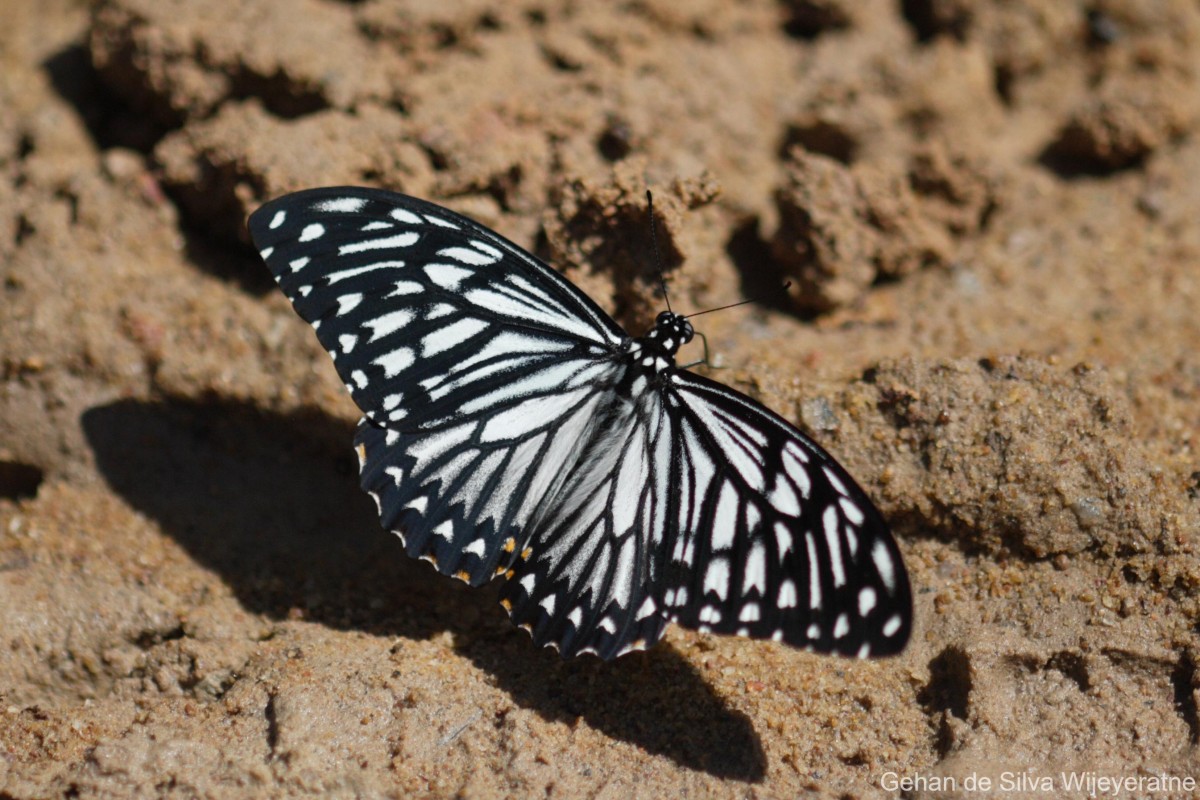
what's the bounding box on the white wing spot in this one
[426,303,455,320]
[327,261,404,284]
[833,613,849,638]
[711,482,739,550]
[438,245,498,266]
[314,197,367,213]
[363,309,415,341]
[519,573,536,594]
[268,210,286,229]
[299,223,324,242]
[745,501,761,533]
[339,334,358,353]
[739,603,760,623]
[805,532,821,609]
[336,293,363,316]
[539,594,557,616]
[361,221,393,231]
[259,247,274,260]
[857,643,871,659]
[405,496,427,513]
[743,541,767,595]
[434,520,454,540]
[387,280,423,296]
[389,207,422,224]
[774,521,793,561]
[289,256,310,272]
[636,596,657,620]
[351,370,368,389]
[858,587,877,616]
[383,393,402,410]
[567,607,583,628]
[823,466,849,496]
[778,579,797,608]
[840,497,865,525]
[373,347,414,378]
[338,232,420,255]
[297,285,312,297]
[823,505,846,588]
[703,558,730,600]
[423,214,459,229]
[384,466,404,485]
[425,263,473,290]
[806,623,820,640]
[768,475,800,516]
[421,317,488,357]
[872,540,897,592]
[599,617,617,634]
[883,614,902,637]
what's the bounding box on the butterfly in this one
[248,187,911,660]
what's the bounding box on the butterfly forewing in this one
[249,186,912,660]
[248,187,625,430]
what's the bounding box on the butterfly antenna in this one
[685,281,793,320]
[646,190,672,314]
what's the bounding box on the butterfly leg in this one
[679,331,724,370]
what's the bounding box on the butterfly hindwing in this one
[661,371,911,657]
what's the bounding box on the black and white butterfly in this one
[248,187,911,660]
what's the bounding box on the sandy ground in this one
[3,0,1200,797]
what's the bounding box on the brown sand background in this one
[3,0,1200,797]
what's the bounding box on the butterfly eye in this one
[656,310,674,325]
[679,320,695,343]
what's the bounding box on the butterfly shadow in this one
[82,397,766,781]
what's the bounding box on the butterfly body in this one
[249,187,911,661]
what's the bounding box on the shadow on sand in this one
[83,397,767,781]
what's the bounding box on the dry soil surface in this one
[3,1,1200,798]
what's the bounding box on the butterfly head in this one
[643,311,694,356]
